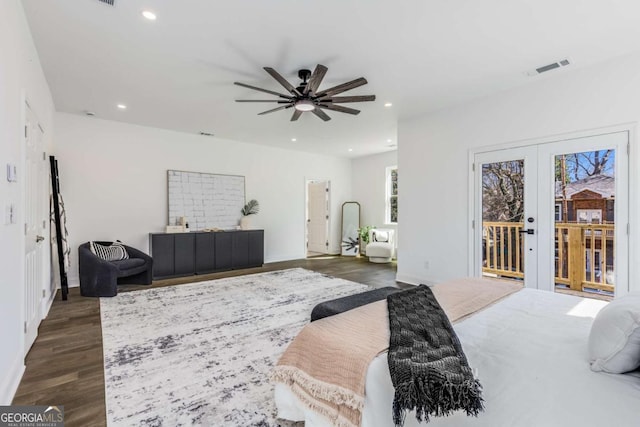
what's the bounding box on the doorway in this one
[24,102,47,355]
[306,180,330,257]
[473,131,629,298]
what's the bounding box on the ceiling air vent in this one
[97,0,115,6]
[199,131,215,137]
[526,59,571,76]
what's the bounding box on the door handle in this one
[36,235,45,243]
[518,229,535,235]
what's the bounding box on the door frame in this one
[304,178,331,255]
[468,123,636,295]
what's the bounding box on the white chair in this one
[366,229,395,263]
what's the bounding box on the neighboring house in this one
[555,175,615,223]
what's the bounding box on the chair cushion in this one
[311,287,402,322]
[111,258,145,271]
[366,242,393,257]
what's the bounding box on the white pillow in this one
[373,231,389,242]
[588,292,640,374]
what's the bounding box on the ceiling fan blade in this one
[258,105,292,115]
[311,108,331,121]
[263,67,302,97]
[320,95,376,103]
[291,110,303,121]
[236,100,290,103]
[304,64,328,95]
[234,82,291,99]
[316,77,367,97]
[318,104,360,115]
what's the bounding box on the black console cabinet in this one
[149,230,264,279]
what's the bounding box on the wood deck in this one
[13,256,402,427]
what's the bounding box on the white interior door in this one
[307,181,329,254]
[474,146,538,289]
[24,103,46,355]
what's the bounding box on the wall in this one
[0,0,55,404]
[351,150,398,239]
[53,113,352,285]
[398,52,640,289]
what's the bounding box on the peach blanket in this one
[271,277,522,427]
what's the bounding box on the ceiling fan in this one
[234,64,375,121]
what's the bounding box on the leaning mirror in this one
[341,202,361,256]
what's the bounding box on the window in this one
[386,166,398,224]
[555,203,562,222]
[577,209,602,224]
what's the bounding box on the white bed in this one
[275,289,640,427]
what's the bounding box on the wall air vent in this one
[97,0,115,6]
[526,58,571,76]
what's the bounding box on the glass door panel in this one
[554,149,616,298]
[537,130,629,298]
[482,160,525,280]
[474,147,537,288]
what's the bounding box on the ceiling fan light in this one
[294,100,315,112]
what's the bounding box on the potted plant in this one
[240,199,260,230]
[357,225,375,256]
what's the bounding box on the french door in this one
[473,131,629,296]
[473,146,538,289]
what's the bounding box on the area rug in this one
[100,268,369,426]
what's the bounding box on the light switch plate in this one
[5,204,13,225]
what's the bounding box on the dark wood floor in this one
[13,256,402,427]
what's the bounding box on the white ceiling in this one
[22,0,640,158]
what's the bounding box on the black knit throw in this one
[387,285,484,426]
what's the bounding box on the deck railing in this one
[483,221,615,293]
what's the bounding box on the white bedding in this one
[275,289,640,427]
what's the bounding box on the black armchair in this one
[78,241,153,297]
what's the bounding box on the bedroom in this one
[1,0,640,426]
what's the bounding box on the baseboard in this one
[0,353,25,405]
[264,254,307,264]
[395,273,437,286]
[67,277,79,288]
[40,292,55,319]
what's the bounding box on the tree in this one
[482,160,524,222]
[566,150,614,180]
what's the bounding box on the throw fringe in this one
[272,365,364,427]
[271,365,365,411]
[289,382,360,427]
[391,373,484,426]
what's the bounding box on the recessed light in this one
[384,102,393,107]
[387,139,392,143]
[348,148,353,152]
[142,10,157,20]
[117,104,127,110]
[291,138,297,142]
